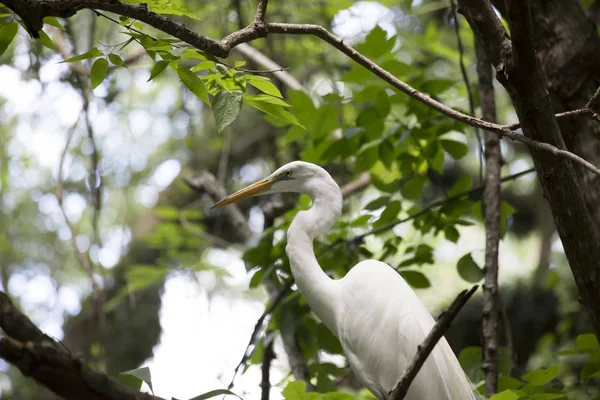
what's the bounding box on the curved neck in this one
[286,183,342,334]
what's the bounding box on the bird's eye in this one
[285,169,292,178]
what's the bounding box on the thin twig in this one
[388,285,479,399]
[496,292,515,369]
[506,96,600,129]
[452,2,483,184]
[57,114,102,295]
[178,198,233,248]
[217,130,232,184]
[260,331,276,400]
[232,43,304,91]
[227,281,294,390]
[351,168,536,246]
[476,36,501,396]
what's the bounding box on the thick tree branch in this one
[475,38,501,396]
[388,286,478,400]
[0,292,162,400]
[3,0,600,175]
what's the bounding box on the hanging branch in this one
[388,285,478,400]
[475,37,502,395]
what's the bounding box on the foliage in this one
[0,0,596,399]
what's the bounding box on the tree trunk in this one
[459,0,600,338]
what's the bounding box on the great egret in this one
[212,161,479,400]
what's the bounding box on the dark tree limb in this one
[475,37,501,396]
[0,292,163,400]
[388,286,479,400]
[459,0,600,339]
[260,332,276,400]
[3,0,600,174]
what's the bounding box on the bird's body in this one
[213,161,479,400]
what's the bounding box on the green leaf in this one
[245,75,283,98]
[522,364,559,386]
[61,47,104,63]
[401,176,426,200]
[244,94,291,107]
[212,90,243,133]
[444,226,459,243]
[356,26,395,59]
[421,79,455,94]
[108,53,127,67]
[91,58,108,89]
[147,60,170,81]
[177,67,210,105]
[400,270,431,289]
[577,333,599,350]
[43,17,66,31]
[449,175,472,197]
[441,139,468,159]
[498,375,524,391]
[191,61,215,72]
[0,22,18,57]
[37,30,56,50]
[365,196,390,211]
[118,367,152,392]
[374,90,391,117]
[355,145,378,173]
[459,347,483,382]
[244,96,303,128]
[489,391,523,400]
[500,201,516,238]
[189,389,243,400]
[351,214,371,227]
[282,381,307,400]
[457,253,483,283]
[373,200,402,228]
[379,140,395,170]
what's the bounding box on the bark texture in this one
[476,39,502,396]
[459,0,600,338]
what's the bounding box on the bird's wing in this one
[338,260,479,400]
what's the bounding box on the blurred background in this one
[0,0,598,399]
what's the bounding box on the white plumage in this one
[213,161,479,400]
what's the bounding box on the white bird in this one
[212,161,479,400]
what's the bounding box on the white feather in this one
[223,161,480,400]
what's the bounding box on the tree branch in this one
[0,292,163,400]
[475,37,501,396]
[260,332,276,400]
[460,0,600,339]
[388,285,479,400]
[5,0,600,175]
[452,1,484,183]
[351,168,536,246]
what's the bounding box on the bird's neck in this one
[286,182,342,334]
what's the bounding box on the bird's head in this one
[211,161,333,209]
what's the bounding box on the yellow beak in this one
[211,177,273,209]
